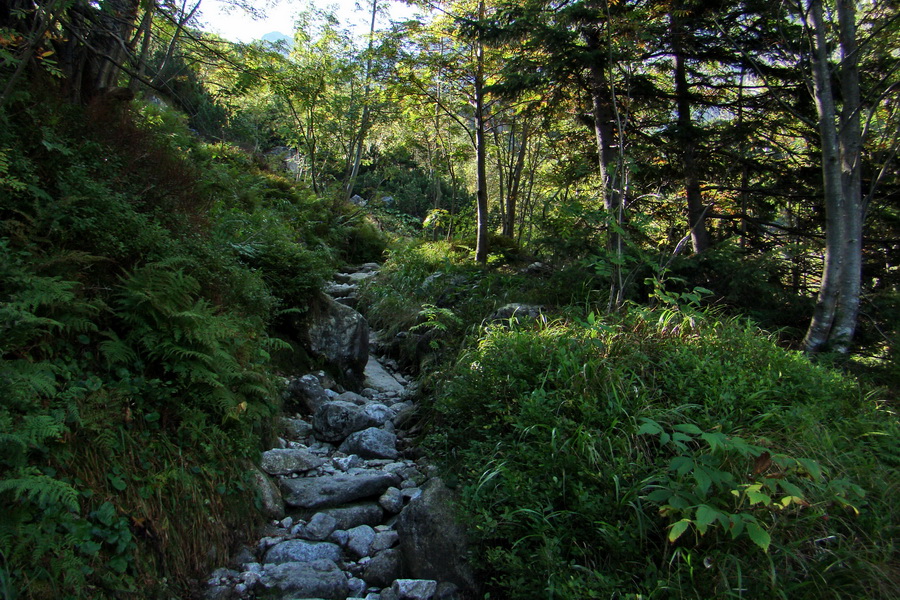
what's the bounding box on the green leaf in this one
[693,466,712,496]
[647,489,671,503]
[668,518,691,542]
[728,514,745,539]
[636,418,663,436]
[747,489,771,506]
[695,505,718,531]
[747,521,771,552]
[673,423,703,435]
[670,456,693,476]
[701,432,723,452]
[797,458,823,481]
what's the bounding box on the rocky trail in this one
[203,264,474,600]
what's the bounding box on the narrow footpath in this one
[203,264,473,600]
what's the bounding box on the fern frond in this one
[0,468,79,512]
[98,331,138,366]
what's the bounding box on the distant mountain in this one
[261,31,292,50]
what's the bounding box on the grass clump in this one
[429,307,899,599]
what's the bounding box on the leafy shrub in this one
[429,308,898,599]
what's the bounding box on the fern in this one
[0,467,79,512]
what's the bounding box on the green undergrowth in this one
[427,308,899,599]
[357,240,594,370]
[0,95,384,598]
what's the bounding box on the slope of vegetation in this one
[0,95,384,598]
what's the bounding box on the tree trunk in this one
[802,0,863,354]
[671,7,710,254]
[504,121,529,239]
[344,0,378,202]
[474,0,489,264]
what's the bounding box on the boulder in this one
[362,548,401,588]
[278,417,312,440]
[321,502,384,530]
[396,478,476,595]
[303,293,370,384]
[392,579,438,600]
[313,400,374,442]
[260,448,325,475]
[281,471,400,509]
[297,512,338,541]
[487,303,545,325]
[248,466,284,520]
[263,539,341,565]
[285,374,330,414]
[379,487,404,514]
[257,559,348,600]
[346,524,376,559]
[339,428,398,460]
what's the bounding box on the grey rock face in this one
[263,539,341,565]
[260,448,326,475]
[396,478,476,594]
[338,427,398,460]
[313,401,373,442]
[362,548,402,588]
[248,466,284,520]
[257,559,348,600]
[304,293,370,382]
[281,471,400,509]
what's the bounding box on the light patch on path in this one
[364,357,405,394]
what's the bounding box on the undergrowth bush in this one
[428,307,899,599]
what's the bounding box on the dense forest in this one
[1,0,898,598]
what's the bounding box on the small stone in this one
[379,487,403,514]
[300,512,338,541]
[346,524,376,558]
[400,479,418,489]
[372,530,399,553]
[280,516,293,529]
[334,454,363,472]
[348,576,367,597]
[329,529,349,547]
